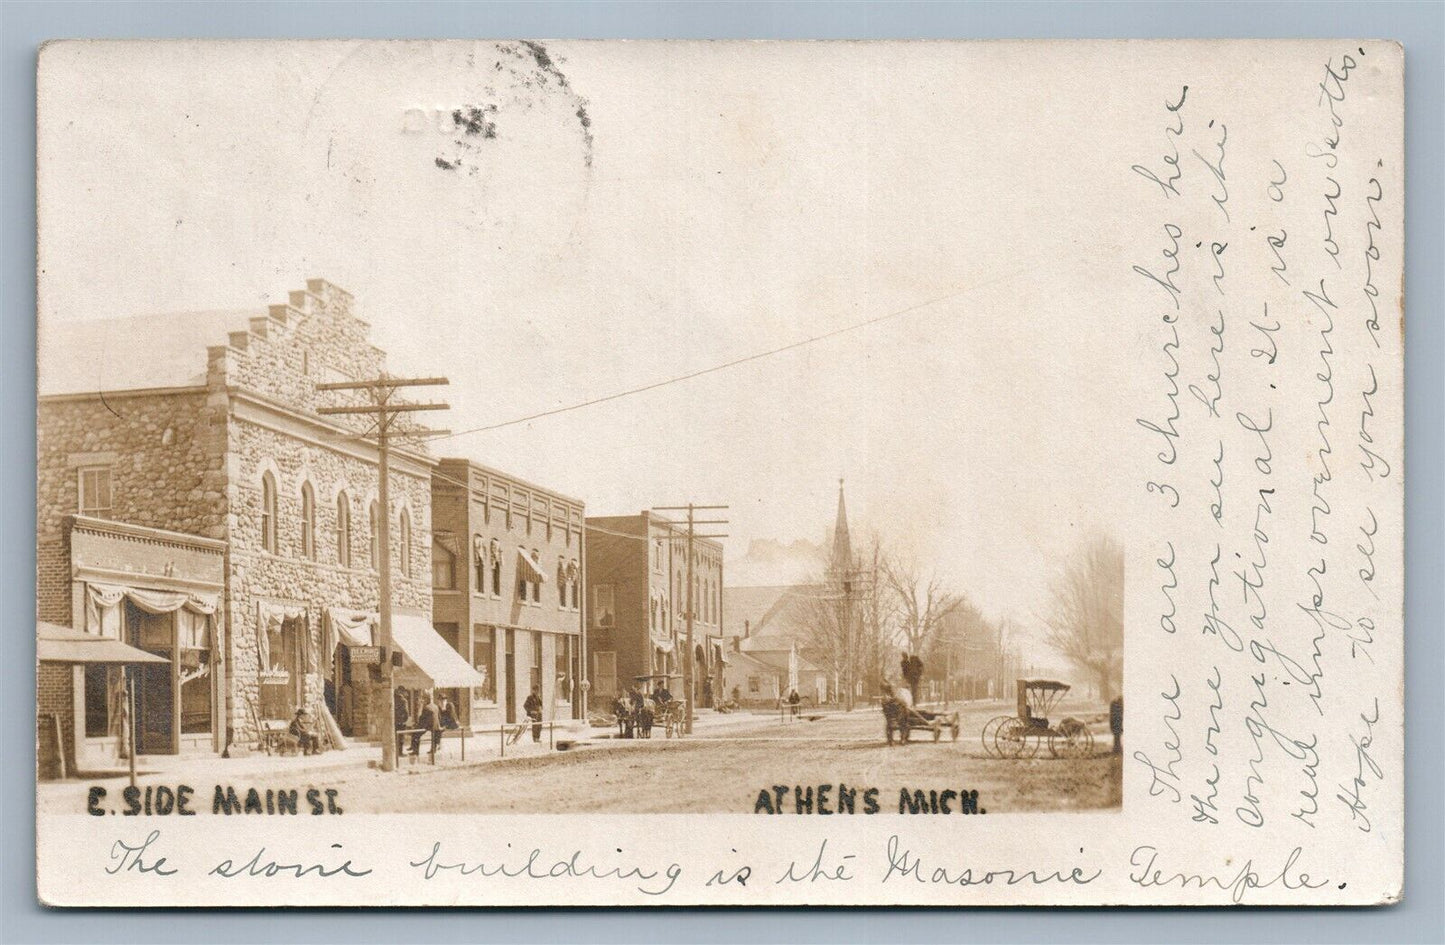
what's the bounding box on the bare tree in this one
[794,532,896,706]
[880,552,963,680]
[1041,534,1124,700]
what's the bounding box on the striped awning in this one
[517,549,548,584]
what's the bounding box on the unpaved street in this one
[330,700,1123,815]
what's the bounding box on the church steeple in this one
[830,478,852,574]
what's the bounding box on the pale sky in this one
[38,41,1135,632]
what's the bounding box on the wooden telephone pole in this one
[318,374,448,772]
[651,504,728,735]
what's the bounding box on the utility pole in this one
[652,503,728,735]
[319,374,448,772]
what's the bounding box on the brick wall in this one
[37,663,74,778]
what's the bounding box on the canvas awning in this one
[37,621,168,664]
[390,615,484,689]
[326,608,376,648]
[516,549,547,584]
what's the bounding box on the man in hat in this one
[289,707,320,756]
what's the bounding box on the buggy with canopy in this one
[981,678,1094,758]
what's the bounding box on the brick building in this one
[431,458,585,728]
[583,513,724,708]
[38,279,440,769]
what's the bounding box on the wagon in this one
[882,695,960,744]
[981,679,1095,758]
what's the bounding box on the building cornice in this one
[229,389,437,477]
[69,515,227,554]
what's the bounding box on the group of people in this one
[612,681,674,738]
[394,689,460,758]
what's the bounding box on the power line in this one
[430,273,1020,443]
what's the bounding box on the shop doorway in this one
[127,604,175,754]
[503,629,516,724]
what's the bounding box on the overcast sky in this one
[38,41,1133,634]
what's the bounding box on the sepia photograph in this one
[32,37,1403,907]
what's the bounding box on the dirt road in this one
[329,700,1123,815]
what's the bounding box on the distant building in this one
[37,279,447,769]
[723,481,878,705]
[583,513,724,707]
[431,459,585,726]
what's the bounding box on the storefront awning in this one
[390,615,484,689]
[516,549,547,584]
[37,621,168,664]
[326,608,376,648]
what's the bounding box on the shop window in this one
[78,466,112,518]
[300,482,316,560]
[555,635,574,704]
[336,491,351,567]
[471,625,496,703]
[178,610,212,735]
[260,472,278,554]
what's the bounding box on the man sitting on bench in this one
[289,707,321,756]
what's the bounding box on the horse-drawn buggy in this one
[882,689,960,744]
[981,679,1094,758]
[610,673,686,739]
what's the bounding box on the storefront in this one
[66,517,226,766]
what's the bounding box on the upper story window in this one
[531,550,542,603]
[432,538,456,590]
[336,491,352,567]
[368,501,380,572]
[299,482,316,560]
[260,472,279,554]
[398,508,413,579]
[78,466,112,518]
[557,559,567,607]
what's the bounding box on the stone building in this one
[583,512,724,708]
[38,279,441,769]
[431,458,585,728]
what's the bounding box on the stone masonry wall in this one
[211,279,434,745]
[37,389,226,624]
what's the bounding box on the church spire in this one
[830,478,852,573]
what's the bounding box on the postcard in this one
[35,39,1403,906]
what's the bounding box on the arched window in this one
[557,559,567,606]
[368,501,380,572]
[336,491,351,567]
[398,508,412,578]
[260,472,278,554]
[299,482,316,560]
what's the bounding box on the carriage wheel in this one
[994,718,1031,758]
[981,715,1009,756]
[1049,724,1095,758]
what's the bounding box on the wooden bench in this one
[259,719,297,756]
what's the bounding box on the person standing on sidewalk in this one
[411,693,443,758]
[524,686,544,743]
[394,689,412,759]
